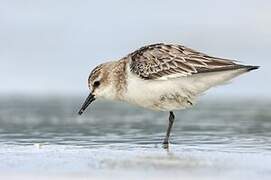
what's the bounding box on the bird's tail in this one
[245,65,260,72]
[184,64,259,95]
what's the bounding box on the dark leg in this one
[163,111,175,148]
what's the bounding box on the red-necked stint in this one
[78,43,259,148]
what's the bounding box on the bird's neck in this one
[109,59,128,101]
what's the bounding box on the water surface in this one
[0,96,270,179]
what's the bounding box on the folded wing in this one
[129,43,247,80]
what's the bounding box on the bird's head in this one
[78,62,115,115]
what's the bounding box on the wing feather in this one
[129,43,245,80]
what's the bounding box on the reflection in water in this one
[0,96,271,179]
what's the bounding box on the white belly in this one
[124,73,195,111]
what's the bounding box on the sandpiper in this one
[78,43,259,148]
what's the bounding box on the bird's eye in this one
[93,81,100,88]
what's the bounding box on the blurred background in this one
[0,1,271,179]
[0,0,270,98]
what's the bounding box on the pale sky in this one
[0,0,270,97]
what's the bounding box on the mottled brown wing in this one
[129,43,244,80]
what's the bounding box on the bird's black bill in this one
[78,93,96,115]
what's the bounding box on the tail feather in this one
[185,64,259,95]
[245,65,260,71]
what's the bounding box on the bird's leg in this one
[163,111,175,148]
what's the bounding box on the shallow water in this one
[0,96,271,179]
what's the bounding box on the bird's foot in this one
[162,140,169,149]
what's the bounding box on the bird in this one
[78,43,259,148]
